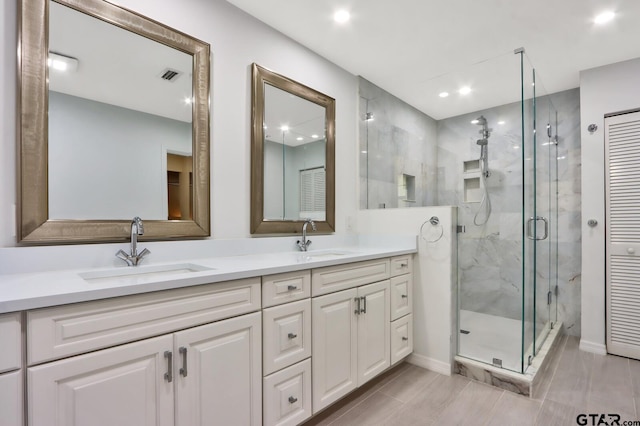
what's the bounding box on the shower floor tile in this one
[458,309,533,372]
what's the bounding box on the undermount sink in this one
[298,250,355,260]
[79,263,213,283]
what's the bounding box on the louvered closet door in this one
[606,110,640,359]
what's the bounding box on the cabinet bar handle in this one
[354,297,360,315]
[288,333,297,339]
[288,396,298,404]
[401,294,408,299]
[179,346,188,377]
[400,263,408,267]
[287,285,298,291]
[402,336,408,341]
[360,296,367,314]
[164,351,173,383]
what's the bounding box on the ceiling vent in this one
[159,68,182,82]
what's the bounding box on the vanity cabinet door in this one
[0,370,22,426]
[28,334,174,426]
[357,280,390,386]
[312,288,358,413]
[174,312,262,426]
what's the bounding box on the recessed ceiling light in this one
[48,52,78,72]
[458,86,471,95]
[334,10,350,24]
[594,11,615,25]
[311,134,319,138]
[439,92,449,98]
[470,119,479,124]
[498,121,506,125]
[184,97,193,105]
[296,137,304,141]
[361,150,368,154]
[280,125,289,132]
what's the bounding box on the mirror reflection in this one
[263,83,326,221]
[48,1,194,220]
[250,63,335,234]
[19,0,210,243]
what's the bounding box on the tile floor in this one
[303,335,640,426]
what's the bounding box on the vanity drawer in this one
[263,299,311,376]
[390,255,413,277]
[262,270,311,308]
[27,277,261,365]
[390,274,413,321]
[0,312,22,374]
[311,258,390,296]
[391,313,413,365]
[263,359,312,426]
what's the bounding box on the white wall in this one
[358,206,457,375]
[579,57,640,354]
[0,0,358,246]
[49,92,191,220]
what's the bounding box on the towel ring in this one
[420,216,443,243]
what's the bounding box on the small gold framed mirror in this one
[250,64,335,234]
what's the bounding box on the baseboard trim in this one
[579,339,607,355]
[406,353,451,376]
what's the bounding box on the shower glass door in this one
[522,54,536,371]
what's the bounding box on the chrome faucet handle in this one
[115,249,134,266]
[137,248,151,261]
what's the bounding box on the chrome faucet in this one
[296,219,316,252]
[116,217,151,266]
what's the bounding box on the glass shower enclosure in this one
[456,51,558,373]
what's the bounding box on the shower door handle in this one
[527,216,549,240]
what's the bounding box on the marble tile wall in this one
[359,78,582,337]
[358,77,438,209]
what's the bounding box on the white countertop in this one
[0,236,416,313]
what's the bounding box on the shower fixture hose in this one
[473,154,492,226]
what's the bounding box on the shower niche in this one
[463,159,482,203]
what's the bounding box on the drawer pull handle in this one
[288,396,298,404]
[164,351,173,383]
[360,296,367,314]
[400,263,408,267]
[179,346,188,377]
[288,333,297,339]
[401,294,408,299]
[402,337,409,341]
[287,285,298,291]
[354,297,361,315]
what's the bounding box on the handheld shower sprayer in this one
[473,116,490,178]
[472,116,492,225]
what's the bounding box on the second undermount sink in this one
[79,263,213,283]
[298,250,355,260]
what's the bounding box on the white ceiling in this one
[49,1,193,123]
[264,84,325,147]
[226,0,640,120]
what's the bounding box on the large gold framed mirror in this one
[251,64,335,234]
[19,0,210,244]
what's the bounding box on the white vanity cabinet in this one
[27,278,262,426]
[389,255,414,365]
[311,259,393,413]
[262,271,313,426]
[12,251,414,425]
[0,312,23,426]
